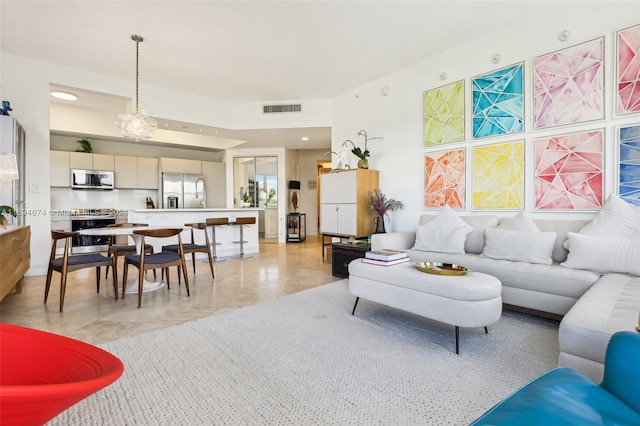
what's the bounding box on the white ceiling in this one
[1,0,582,150]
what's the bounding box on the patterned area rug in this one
[49,280,559,425]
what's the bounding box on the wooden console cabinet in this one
[0,225,31,301]
[320,169,379,238]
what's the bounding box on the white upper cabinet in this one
[50,150,70,187]
[69,152,114,170]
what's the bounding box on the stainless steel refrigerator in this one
[161,173,206,209]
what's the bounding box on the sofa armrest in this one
[371,232,415,251]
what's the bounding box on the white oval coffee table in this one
[348,259,502,354]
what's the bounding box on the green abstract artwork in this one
[423,80,465,146]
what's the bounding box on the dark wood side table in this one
[331,242,370,278]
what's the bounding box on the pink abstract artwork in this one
[424,149,465,208]
[533,38,604,129]
[534,130,604,210]
[617,24,640,115]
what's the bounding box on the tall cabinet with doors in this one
[320,168,378,248]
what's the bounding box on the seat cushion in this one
[52,253,110,268]
[559,274,640,369]
[126,252,181,265]
[471,367,640,425]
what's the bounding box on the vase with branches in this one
[368,188,403,233]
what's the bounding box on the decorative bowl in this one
[415,261,469,276]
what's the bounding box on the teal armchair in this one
[470,331,640,425]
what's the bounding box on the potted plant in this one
[76,139,93,153]
[343,140,370,169]
[242,189,252,207]
[368,188,403,233]
[342,130,382,169]
[0,205,16,228]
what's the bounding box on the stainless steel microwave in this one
[71,169,114,190]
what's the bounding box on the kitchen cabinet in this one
[50,150,70,187]
[320,169,378,238]
[69,152,114,170]
[93,153,114,170]
[114,155,138,188]
[113,155,159,189]
[69,152,92,169]
[160,157,202,174]
[202,161,225,207]
[137,157,159,189]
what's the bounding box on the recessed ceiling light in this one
[301,136,309,141]
[50,91,78,101]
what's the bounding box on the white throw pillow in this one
[578,193,640,239]
[413,205,473,254]
[497,211,540,232]
[561,232,640,275]
[481,228,556,265]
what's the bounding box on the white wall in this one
[331,3,640,232]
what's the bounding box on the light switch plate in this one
[29,184,41,193]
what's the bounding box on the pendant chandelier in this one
[116,34,157,141]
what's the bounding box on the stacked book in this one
[363,249,410,266]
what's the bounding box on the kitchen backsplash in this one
[50,187,158,212]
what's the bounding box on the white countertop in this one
[132,208,264,213]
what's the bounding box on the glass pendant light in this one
[116,35,157,141]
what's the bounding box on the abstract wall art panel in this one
[423,80,465,146]
[533,38,604,129]
[472,63,524,139]
[617,24,640,116]
[424,148,465,208]
[618,124,640,206]
[534,129,604,210]
[472,141,524,209]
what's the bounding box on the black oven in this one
[70,209,116,253]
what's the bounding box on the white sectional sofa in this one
[371,197,640,382]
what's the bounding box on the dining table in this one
[78,226,176,294]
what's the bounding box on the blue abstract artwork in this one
[472,63,524,139]
[619,124,640,206]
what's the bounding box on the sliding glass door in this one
[233,156,278,240]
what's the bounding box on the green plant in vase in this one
[342,130,382,169]
[343,140,370,169]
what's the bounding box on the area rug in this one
[49,280,559,425]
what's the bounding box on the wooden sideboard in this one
[0,225,31,301]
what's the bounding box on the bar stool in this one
[231,217,256,259]
[206,217,229,262]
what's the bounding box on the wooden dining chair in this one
[105,223,154,280]
[122,228,189,308]
[44,231,118,312]
[161,223,215,281]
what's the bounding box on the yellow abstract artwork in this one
[472,140,524,209]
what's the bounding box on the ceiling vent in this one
[263,104,302,114]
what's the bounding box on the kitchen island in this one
[129,209,262,258]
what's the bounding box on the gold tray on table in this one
[415,262,469,276]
